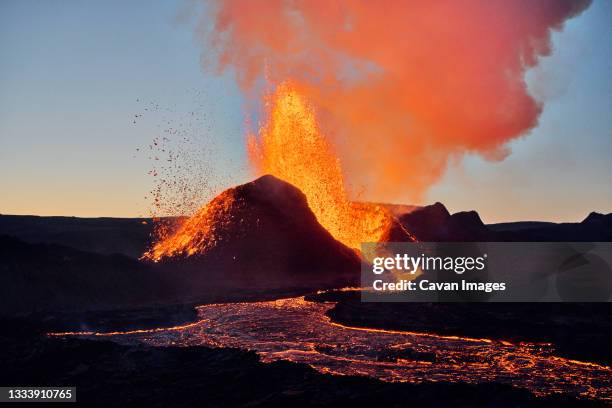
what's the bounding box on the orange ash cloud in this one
[202,0,591,202]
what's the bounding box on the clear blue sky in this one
[1,0,610,222]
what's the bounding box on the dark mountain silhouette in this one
[398,202,612,242]
[0,214,155,258]
[0,176,360,315]
[494,212,612,241]
[0,235,179,315]
[398,202,492,241]
[2,177,611,316]
[156,175,360,290]
[582,211,612,224]
[3,195,609,251]
[397,202,451,241]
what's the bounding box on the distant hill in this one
[153,175,360,290]
[487,221,557,232]
[0,214,155,258]
[398,202,492,241]
[2,179,610,315]
[0,176,361,315]
[0,235,180,315]
[396,202,612,242]
[3,198,609,253]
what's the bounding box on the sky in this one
[0,0,610,223]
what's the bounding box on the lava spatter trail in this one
[50,294,611,402]
[143,84,402,261]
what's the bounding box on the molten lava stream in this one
[48,293,612,402]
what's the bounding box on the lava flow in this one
[143,188,244,261]
[144,83,396,261]
[51,292,612,402]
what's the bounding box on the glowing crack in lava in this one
[52,293,612,402]
[144,83,394,260]
[248,82,393,249]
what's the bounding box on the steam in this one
[197,0,591,202]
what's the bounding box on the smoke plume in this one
[198,0,591,202]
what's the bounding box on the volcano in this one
[148,175,362,291]
[398,202,491,241]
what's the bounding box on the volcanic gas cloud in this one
[147,1,591,258]
[202,0,590,201]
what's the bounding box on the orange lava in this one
[144,82,396,260]
[49,293,612,402]
[143,188,243,261]
[47,321,202,337]
[248,82,393,249]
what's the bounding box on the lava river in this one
[56,294,611,402]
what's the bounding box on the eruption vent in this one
[145,84,397,260]
[248,83,393,249]
[142,175,362,289]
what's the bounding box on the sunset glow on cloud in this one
[202,0,591,202]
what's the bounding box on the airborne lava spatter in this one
[248,82,394,250]
[145,83,397,260]
[143,188,245,261]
